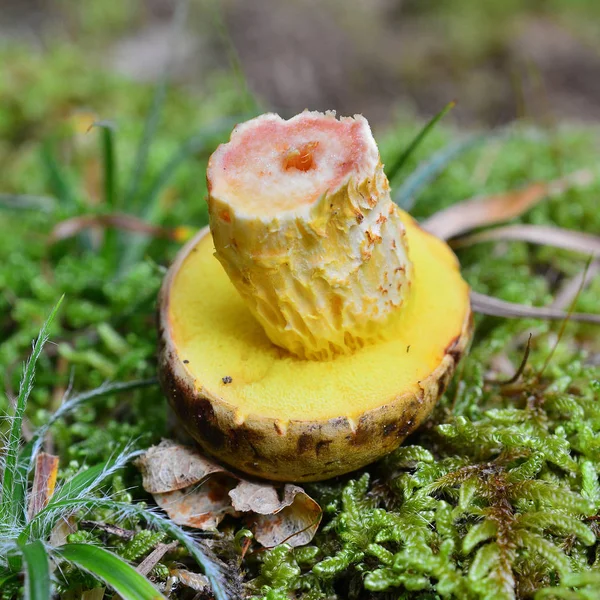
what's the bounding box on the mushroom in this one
[158,111,473,482]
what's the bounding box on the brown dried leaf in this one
[169,569,210,592]
[229,480,301,514]
[49,516,77,547]
[27,452,59,520]
[135,439,231,493]
[471,290,600,325]
[252,489,322,548]
[153,475,240,529]
[137,441,321,546]
[422,169,595,240]
[230,481,322,546]
[451,224,600,256]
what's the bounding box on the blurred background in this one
[3,0,600,130]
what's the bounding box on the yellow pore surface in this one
[167,211,469,424]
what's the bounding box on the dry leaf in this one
[251,489,322,548]
[230,481,322,548]
[137,441,321,546]
[136,440,230,493]
[471,290,600,324]
[229,480,303,514]
[153,475,240,529]
[451,224,600,256]
[27,452,59,520]
[422,169,594,240]
[49,516,77,547]
[169,569,210,592]
[81,589,105,600]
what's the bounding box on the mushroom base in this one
[158,211,473,482]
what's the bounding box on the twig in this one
[137,541,179,577]
[79,520,136,541]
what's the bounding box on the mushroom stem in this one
[206,111,413,360]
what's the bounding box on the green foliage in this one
[54,543,167,600]
[19,540,51,600]
[0,308,234,600]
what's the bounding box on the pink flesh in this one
[207,113,378,216]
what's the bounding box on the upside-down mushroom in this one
[158,111,473,482]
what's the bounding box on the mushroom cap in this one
[158,210,472,482]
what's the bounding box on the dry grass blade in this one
[27,453,59,520]
[422,169,595,240]
[552,259,600,310]
[48,214,185,244]
[471,291,600,325]
[485,334,532,385]
[537,258,594,379]
[451,224,600,255]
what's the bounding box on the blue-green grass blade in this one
[386,101,455,183]
[1,297,63,527]
[19,540,51,600]
[54,543,165,600]
[0,194,57,212]
[393,129,512,210]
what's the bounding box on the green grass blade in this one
[140,116,250,223]
[93,121,118,210]
[1,297,63,527]
[92,120,119,265]
[23,378,158,474]
[40,142,80,210]
[50,449,141,506]
[392,127,515,210]
[54,543,165,600]
[122,81,166,212]
[386,101,455,183]
[122,0,188,212]
[117,116,250,275]
[19,540,51,600]
[209,2,259,113]
[30,498,238,600]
